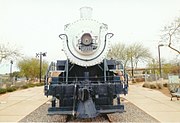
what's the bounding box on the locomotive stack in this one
[44,7,128,118]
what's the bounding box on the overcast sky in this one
[0,0,180,74]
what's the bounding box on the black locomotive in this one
[44,7,128,118]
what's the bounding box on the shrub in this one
[135,78,145,82]
[156,83,163,89]
[34,82,44,86]
[163,83,168,87]
[0,82,44,94]
[0,88,7,94]
[6,86,18,92]
[21,85,28,89]
[132,78,136,83]
[142,82,150,88]
[150,84,157,89]
[142,82,165,90]
[27,83,36,87]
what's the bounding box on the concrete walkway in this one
[123,83,180,122]
[0,86,49,122]
[1,84,180,122]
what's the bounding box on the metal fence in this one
[167,75,180,92]
[0,76,28,88]
[144,73,180,82]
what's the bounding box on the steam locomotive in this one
[44,7,128,118]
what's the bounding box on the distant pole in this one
[10,60,13,84]
[36,52,46,83]
[40,52,42,83]
[178,62,180,76]
[158,44,164,79]
[129,48,134,79]
[131,56,134,79]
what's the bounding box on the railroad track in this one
[20,99,159,122]
[64,114,112,122]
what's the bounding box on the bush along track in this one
[0,82,44,94]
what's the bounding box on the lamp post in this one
[130,55,134,79]
[10,60,13,84]
[36,52,46,83]
[10,60,13,76]
[158,44,164,79]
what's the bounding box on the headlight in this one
[81,33,92,46]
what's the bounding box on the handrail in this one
[50,75,125,84]
[45,62,56,85]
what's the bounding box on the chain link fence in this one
[144,73,180,82]
[0,80,28,89]
[0,75,33,89]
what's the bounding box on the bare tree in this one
[0,43,21,63]
[161,17,180,54]
[107,42,129,67]
[128,43,152,69]
[127,43,152,78]
[107,42,152,70]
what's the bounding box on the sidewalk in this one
[123,83,180,122]
[0,86,50,122]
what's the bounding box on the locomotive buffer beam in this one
[47,83,126,117]
[48,103,124,116]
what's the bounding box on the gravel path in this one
[20,99,159,122]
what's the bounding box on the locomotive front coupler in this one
[76,81,98,118]
[77,78,92,100]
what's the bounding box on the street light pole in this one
[40,52,42,83]
[10,60,13,84]
[10,60,13,76]
[158,44,164,79]
[131,55,134,79]
[36,52,46,83]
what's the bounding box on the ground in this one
[132,81,171,97]
[156,86,171,97]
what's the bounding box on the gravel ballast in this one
[20,99,159,122]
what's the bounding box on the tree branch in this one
[165,19,180,54]
[168,45,180,54]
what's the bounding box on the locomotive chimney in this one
[80,7,92,19]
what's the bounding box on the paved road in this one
[0,86,49,122]
[123,83,180,122]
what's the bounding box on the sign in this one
[168,75,179,83]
